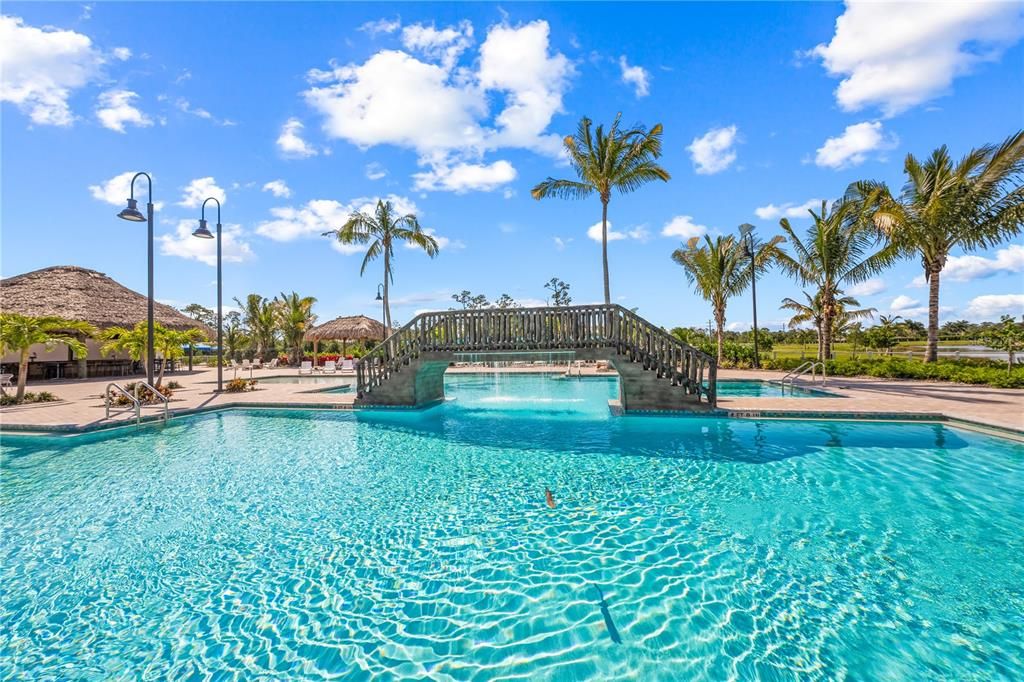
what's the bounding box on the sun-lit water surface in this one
[1,373,1022,680]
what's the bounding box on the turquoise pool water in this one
[2,374,1022,679]
[715,379,829,398]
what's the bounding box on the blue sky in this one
[2,1,1022,331]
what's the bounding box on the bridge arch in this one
[354,305,717,412]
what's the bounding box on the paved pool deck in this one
[1,365,1021,434]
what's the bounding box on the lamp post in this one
[116,172,156,386]
[738,222,760,369]
[376,283,385,326]
[192,198,223,392]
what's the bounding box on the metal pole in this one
[147,200,155,386]
[749,234,760,369]
[217,220,223,392]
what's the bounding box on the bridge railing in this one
[356,304,716,405]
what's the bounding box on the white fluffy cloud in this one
[661,215,708,240]
[95,89,152,132]
[810,1,1024,116]
[587,221,626,243]
[848,278,886,297]
[304,20,571,190]
[401,21,473,70]
[112,47,132,61]
[0,15,105,126]
[815,121,897,169]
[889,294,918,312]
[754,199,823,220]
[365,162,388,180]
[159,220,254,266]
[403,227,463,251]
[88,171,165,211]
[687,125,739,174]
[262,180,291,198]
[359,17,401,37]
[255,194,419,245]
[619,56,650,97]
[277,117,319,158]
[179,177,226,208]
[910,244,1024,286]
[412,159,516,193]
[964,294,1024,320]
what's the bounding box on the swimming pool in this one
[2,375,1021,678]
[259,374,356,386]
[715,379,832,398]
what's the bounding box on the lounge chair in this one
[0,373,12,388]
[251,359,262,370]
[340,359,355,373]
[322,361,338,374]
[298,361,313,375]
[265,358,278,369]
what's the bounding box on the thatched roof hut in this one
[0,265,214,336]
[305,314,388,343]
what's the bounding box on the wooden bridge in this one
[355,304,717,412]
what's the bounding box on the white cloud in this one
[255,194,419,245]
[754,199,823,220]
[619,55,650,97]
[359,17,401,37]
[910,244,1024,286]
[627,225,651,242]
[0,15,105,126]
[276,117,319,158]
[174,97,234,126]
[553,236,573,251]
[159,220,254,266]
[304,20,571,188]
[687,125,739,174]
[815,121,897,169]
[964,294,1024,320]
[88,171,165,211]
[661,215,708,240]
[365,162,388,180]
[262,180,291,198]
[586,221,627,243]
[95,89,152,132]
[848,278,887,297]
[179,177,226,208]
[810,1,1024,116]
[112,47,131,61]
[889,294,919,312]
[412,159,516,193]
[401,21,473,70]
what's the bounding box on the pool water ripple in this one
[1,374,1022,680]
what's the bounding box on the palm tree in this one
[233,294,277,361]
[776,200,895,361]
[780,291,874,359]
[0,314,94,401]
[323,199,439,330]
[672,234,783,363]
[532,115,670,303]
[153,327,207,386]
[850,131,1024,361]
[99,322,152,368]
[275,291,317,365]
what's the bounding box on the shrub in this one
[166,380,183,389]
[111,382,173,406]
[758,356,1024,389]
[224,378,258,393]
[0,391,61,406]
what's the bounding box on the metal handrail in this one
[781,361,826,386]
[105,382,141,424]
[134,380,170,422]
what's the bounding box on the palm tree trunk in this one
[820,313,832,362]
[16,348,28,401]
[383,248,392,331]
[714,307,725,364]
[601,198,611,304]
[926,264,941,363]
[157,354,166,387]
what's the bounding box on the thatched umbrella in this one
[305,314,387,364]
[0,265,214,336]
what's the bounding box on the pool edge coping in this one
[2,399,1022,443]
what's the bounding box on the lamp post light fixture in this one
[192,197,223,392]
[117,172,156,386]
[375,283,385,325]
[738,222,760,369]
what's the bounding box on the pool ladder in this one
[778,361,826,387]
[104,380,170,425]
